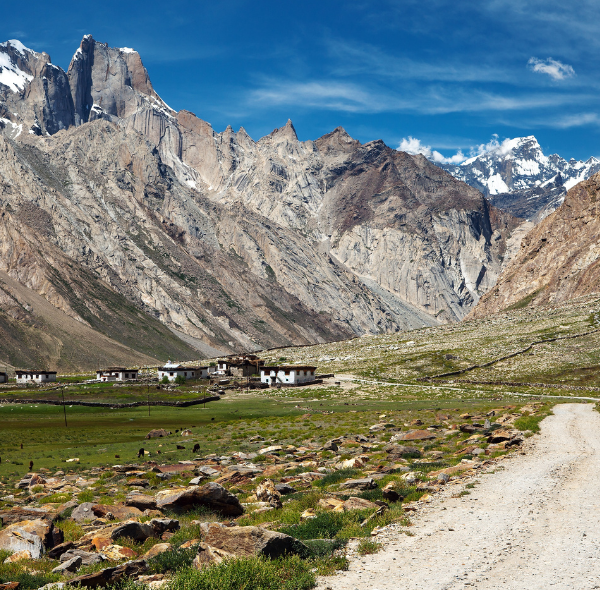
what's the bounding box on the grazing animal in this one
[193,443,200,453]
[20,443,23,449]
[138,448,145,458]
[29,460,33,471]
[157,450,161,454]
[115,455,120,459]
[176,445,185,450]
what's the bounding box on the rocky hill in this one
[439,136,600,222]
[0,36,519,368]
[469,172,600,318]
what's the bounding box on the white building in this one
[260,365,317,386]
[16,370,57,384]
[96,368,139,382]
[158,361,209,382]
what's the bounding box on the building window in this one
[170,372,174,377]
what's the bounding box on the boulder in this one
[0,583,20,590]
[111,521,154,542]
[146,429,171,439]
[60,550,106,566]
[382,483,401,502]
[317,498,345,511]
[459,424,480,434]
[70,503,96,523]
[125,493,157,511]
[142,543,172,560]
[189,476,206,485]
[255,480,282,509]
[0,519,54,559]
[92,504,143,521]
[150,518,180,537]
[200,523,307,559]
[274,483,296,495]
[384,444,421,459]
[0,506,57,526]
[47,541,75,560]
[67,559,148,587]
[155,483,243,516]
[193,543,235,569]
[52,556,82,574]
[102,545,138,561]
[195,466,220,477]
[339,478,376,491]
[392,430,436,442]
[4,550,31,563]
[342,497,380,511]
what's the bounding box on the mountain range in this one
[0,36,520,369]
[439,136,600,222]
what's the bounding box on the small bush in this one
[148,545,198,574]
[356,538,382,555]
[175,375,186,386]
[161,376,170,384]
[78,489,95,502]
[313,469,359,488]
[169,556,314,590]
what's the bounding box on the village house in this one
[15,370,57,384]
[96,367,139,382]
[218,354,265,377]
[158,361,209,382]
[260,365,317,386]
[0,372,7,384]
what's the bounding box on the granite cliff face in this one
[0,35,520,367]
[469,172,600,318]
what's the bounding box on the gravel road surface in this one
[320,403,600,590]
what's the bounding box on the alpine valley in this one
[0,35,525,370]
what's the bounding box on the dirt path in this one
[319,403,600,590]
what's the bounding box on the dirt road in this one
[321,403,600,590]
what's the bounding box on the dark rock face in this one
[155,483,244,516]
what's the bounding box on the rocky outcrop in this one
[0,35,521,366]
[470,172,600,317]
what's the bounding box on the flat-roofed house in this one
[158,361,209,382]
[96,368,139,382]
[16,370,57,384]
[260,365,317,386]
[218,355,265,377]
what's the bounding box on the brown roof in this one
[262,365,316,371]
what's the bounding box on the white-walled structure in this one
[260,365,317,386]
[16,370,57,384]
[96,368,139,382]
[158,361,209,382]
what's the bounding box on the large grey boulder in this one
[110,521,154,542]
[52,555,82,573]
[0,519,54,558]
[155,483,243,516]
[198,523,307,559]
[70,503,96,523]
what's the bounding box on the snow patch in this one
[486,173,509,195]
[120,47,136,54]
[0,51,33,92]
[0,40,35,55]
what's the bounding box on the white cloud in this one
[398,136,466,164]
[528,57,575,80]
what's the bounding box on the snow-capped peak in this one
[119,47,136,54]
[0,42,34,93]
[0,39,35,56]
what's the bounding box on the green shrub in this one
[313,469,359,488]
[148,545,198,574]
[78,489,95,502]
[175,375,186,386]
[161,376,170,384]
[279,510,371,540]
[356,538,382,555]
[168,556,314,590]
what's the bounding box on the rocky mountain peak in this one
[264,118,298,142]
[438,135,600,222]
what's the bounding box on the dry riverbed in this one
[319,403,600,590]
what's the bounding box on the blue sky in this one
[3,0,600,160]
